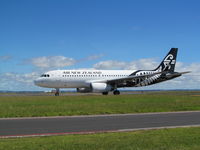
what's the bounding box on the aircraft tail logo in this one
[155,48,178,72]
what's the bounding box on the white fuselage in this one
[34,70,136,88]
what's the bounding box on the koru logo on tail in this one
[163,54,176,70]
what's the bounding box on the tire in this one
[102,92,108,95]
[113,90,120,95]
[55,92,59,96]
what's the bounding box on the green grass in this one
[1,127,200,150]
[0,92,200,117]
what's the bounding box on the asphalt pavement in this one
[1,111,200,138]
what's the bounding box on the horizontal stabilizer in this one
[179,71,191,75]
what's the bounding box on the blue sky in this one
[0,0,200,91]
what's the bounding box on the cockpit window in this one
[41,74,50,77]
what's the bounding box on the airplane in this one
[34,48,190,96]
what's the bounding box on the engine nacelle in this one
[91,83,112,93]
[77,88,92,93]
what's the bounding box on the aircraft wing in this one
[91,71,164,85]
[106,71,164,85]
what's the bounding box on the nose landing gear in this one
[55,88,60,96]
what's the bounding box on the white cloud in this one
[94,60,127,70]
[0,55,12,61]
[82,54,104,61]
[127,58,158,70]
[93,58,158,70]
[26,54,104,69]
[29,56,76,68]
[0,72,40,91]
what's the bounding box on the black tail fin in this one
[154,48,178,72]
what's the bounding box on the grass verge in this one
[0,92,200,117]
[0,127,200,150]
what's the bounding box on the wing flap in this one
[91,71,164,85]
[107,71,164,84]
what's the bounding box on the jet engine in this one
[76,87,92,93]
[91,83,112,93]
[77,83,112,93]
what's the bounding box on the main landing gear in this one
[55,88,60,96]
[102,90,120,95]
[102,92,109,95]
[113,90,120,95]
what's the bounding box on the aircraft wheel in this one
[55,88,60,96]
[113,90,120,95]
[55,92,59,96]
[102,92,108,95]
